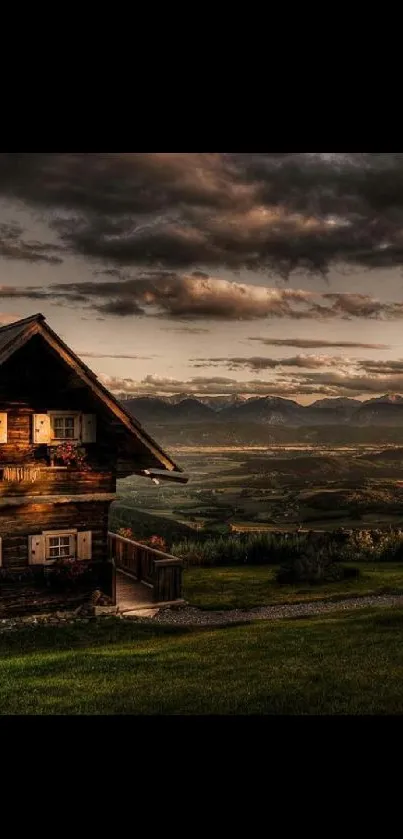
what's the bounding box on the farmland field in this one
[113,438,403,540]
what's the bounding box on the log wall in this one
[0,466,115,496]
[0,500,111,569]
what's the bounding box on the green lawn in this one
[183,563,403,610]
[1,609,403,714]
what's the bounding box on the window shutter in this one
[73,415,81,440]
[77,531,92,561]
[33,414,51,444]
[0,537,2,567]
[82,414,96,443]
[28,534,45,564]
[0,413,7,444]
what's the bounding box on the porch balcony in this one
[107,531,184,610]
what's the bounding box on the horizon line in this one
[115,392,403,407]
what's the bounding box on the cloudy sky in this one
[2,152,403,403]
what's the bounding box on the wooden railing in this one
[107,532,184,603]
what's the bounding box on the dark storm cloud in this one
[249,337,390,350]
[191,354,347,371]
[1,273,403,322]
[95,298,145,316]
[162,326,211,334]
[0,221,64,265]
[189,355,403,394]
[77,352,156,360]
[360,359,403,374]
[0,273,315,318]
[93,268,128,278]
[291,370,403,395]
[2,153,403,275]
[320,293,403,319]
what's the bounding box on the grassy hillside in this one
[2,609,403,714]
[183,563,403,609]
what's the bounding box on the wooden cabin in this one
[0,313,186,616]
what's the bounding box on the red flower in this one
[54,443,89,470]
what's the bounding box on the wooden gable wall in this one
[0,336,116,467]
[0,334,158,473]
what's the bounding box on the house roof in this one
[0,313,46,355]
[0,313,186,483]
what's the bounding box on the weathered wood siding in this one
[0,336,119,473]
[0,467,114,496]
[0,331,174,612]
[0,408,118,473]
[0,500,111,569]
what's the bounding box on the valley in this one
[110,393,403,542]
[113,434,403,541]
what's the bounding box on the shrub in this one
[117,527,134,540]
[276,551,345,585]
[172,527,403,569]
[113,520,403,570]
[343,566,361,580]
[338,529,403,563]
[172,531,315,568]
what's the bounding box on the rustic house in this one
[0,313,186,616]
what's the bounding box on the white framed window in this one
[34,412,97,444]
[49,412,81,442]
[43,529,77,562]
[52,416,75,440]
[28,529,92,564]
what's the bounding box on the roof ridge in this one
[0,313,45,334]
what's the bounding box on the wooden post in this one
[110,558,116,606]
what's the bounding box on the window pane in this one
[53,418,64,439]
[46,533,74,560]
[52,416,76,439]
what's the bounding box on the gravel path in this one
[147,593,403,626]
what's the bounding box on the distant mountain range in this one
[121,393,403,427]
